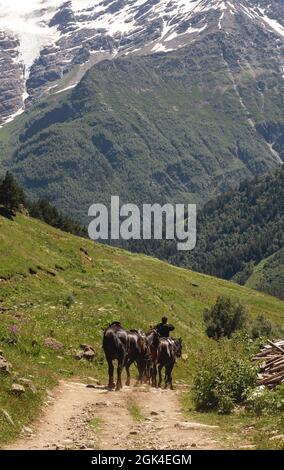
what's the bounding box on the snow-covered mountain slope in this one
[0,0,283,125]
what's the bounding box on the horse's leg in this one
[163,366,168,389]
[146,361,151,384]
[143,359,150,384]
[158,364,163,388]
[149,364,153,386]
[116,354,124,391]
[107,358,115,390]
[147,363,151,384]
[137,360,144,385]
[152,362,157,388]
[142,361,147,384]
[125,357,131,386]
[167,363,174,390]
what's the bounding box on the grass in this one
[89,416,103,449]
[0,211,283,447]
[182,393,284,450]
[127,400,145,422]
[90,417,102,429]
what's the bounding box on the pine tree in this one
[0,171,26,212]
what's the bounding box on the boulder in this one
[270,435,284,441]
[44,337,63,351]
[10,384,25,396]
[175,422,219,430]
[83,349,95,361]
[18,378,37,394]
[75,344,95,361]
[0,354,12,375]
[75,351,84,360]
[21,426,33,435]
[1,409,14,426]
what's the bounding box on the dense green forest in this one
[0,171,86,238]
[246,248,284,300]
[125,167,284,297]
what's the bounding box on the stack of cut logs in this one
[253,340,284,388]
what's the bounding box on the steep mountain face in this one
[1,15,283,221]
[0,0,283,125]
[0,0,283,224]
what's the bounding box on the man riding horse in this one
[153,316,175,338]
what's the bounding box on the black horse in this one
[157,337,182,389]
[125,329,149,386]
[103,321,128,391]
[146,329,160,387]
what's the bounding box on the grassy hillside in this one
[246,248,284,300]
[1,30,283,222]
[0,211,283,445]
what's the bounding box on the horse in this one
[125,329,149,386]
[157,337,182,389]
[146,329,160,387]
[102,321,128,391]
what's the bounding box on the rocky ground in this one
[4,380,227,451]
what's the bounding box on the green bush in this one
[204,296,249,340]
[64,294,76,309]
[192,338,257,414]
[246,384,284,415]
[251,314,273,339]
[0,171,26,212]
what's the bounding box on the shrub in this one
[251,313,273,339]
[204,296,249,340]
[245,384,284,415]
[192,338,257,414]
[64,294,75,309]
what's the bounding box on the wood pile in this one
[253,340,284,388]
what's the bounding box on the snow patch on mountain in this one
[257,8,284,38]
[0,0,61,72]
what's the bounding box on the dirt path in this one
[5,380,226,450]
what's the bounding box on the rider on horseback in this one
[154,316,175,338]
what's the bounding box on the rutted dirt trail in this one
[6,380,225,450]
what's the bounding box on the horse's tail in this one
[127,334,138,357]
[157,338,172,365]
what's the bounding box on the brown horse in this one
[102,321,128,391]
[146,329,160,387]
[157,337,182,389]
[125,329,149,386]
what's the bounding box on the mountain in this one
[126,167,284,298]
[0,209,283,443]
[1,0,284,221]
[246,248,284,300]
[0,0,284,125]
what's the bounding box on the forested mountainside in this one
[126,167,284,298]
[246,248,284,300]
